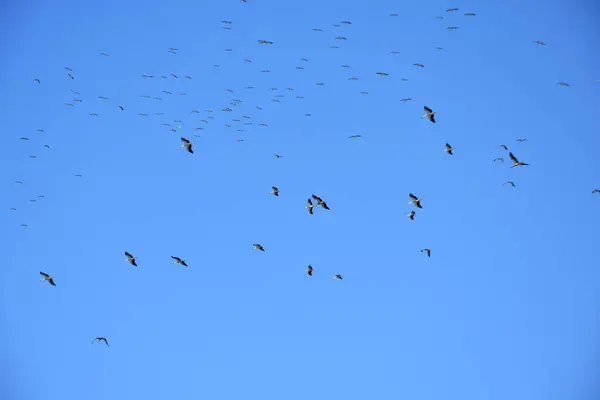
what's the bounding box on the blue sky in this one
[1,0,600,399]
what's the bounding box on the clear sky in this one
[1,0,600,399]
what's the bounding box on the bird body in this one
[171,256,188,267]
[444,143,455,155]
[509,152,529,168]
[422,106,436,123]
[40,272,56,286]
[421,248,431,257]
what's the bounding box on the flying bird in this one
[305,199,315,214]
[422,106,436,123]
[40,272,56,286]
[180,137,193,153]
[171,256,188,267]
[592,189,600,194]
[447,26,459,30]
[33,78,40,84]
[409,193,423,209]
[312,194,330,210]
[124,251,137,267]
[509,152,529,168]
[557,82,570,87]
[446,7,459,12]
[333,274,344,280]
[533,41,546,46]
[270,186,280,196]
[407,211,416,220]
[400,98,412,102]
[498,144,509,150]
[253,244,265,252]
[348,135,361,139]
[305,265,314,276]
[493,157,504,163]
[503,181,516,187]
[421,248,431,257]
[413,63,425,68]
[516,138,527,143]
[376,72,389,76]
[91,337,109,346]
[444,143,455,155]
[464,12,476,16]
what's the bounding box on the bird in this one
[504,181,516,187]
[312,194,330,210]
[407,211,416,220]
[40,272,56,286]
[422,106,436,123]
[33,78,41,84]
[180,137,193,153]
[447,26,459,30]
[413,63,425,68]
[67,73,75,80]
[557,82,570,87]
[100,52,110,56]
[421,248,431,257]
[493,157,504,163]
[446,7,459,12]
[499,144,509,150]
[533,40,546,46]
[253,244,265,252]
[270,186,280,196]
[275,154,283,159]
[9,208,16,211]
[171,256,188,267]
[124,251,137,267]
[409,193,423,209]
[305,199,315,214]
[305,265,314,276]
[257,39,274,45]
[444,143,455,155]
[348,135,361,139]
[20,137,29,141]
[516,138,527,143]
[73,174,83,178]
[400,98,412,102]
[592,189,600,194]
[376,72,389,76]
[15,181,24,184]
[119,105,124,110]
[509,152,529,168]
[464,12,476,16]
[91,337,109,346]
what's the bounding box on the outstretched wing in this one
[312,194,323,203]
[40,271,50,279]
[509,152,518,164]
[180,137,191,145]
[171,256,182,262]
[424,106,433,114]
[409,193,418,201]
[125,251,133,258]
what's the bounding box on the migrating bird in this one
[413,63,425,68]
[274,154,283,159]
[312,194,330,210]
[447,26,459,30]
[533,40,546,46]
[305,265,314,276]
[509,152,529,168]
[493,157,504,163]
[305,199,315,214]
[446,7,459,12]
[409,193,423,209]
[376,72,389,76]
[592,189,600,194]
[422,106,436,123]
[332,274,344,281]
[503,181,516,187]
[171,256,188,267]
[119,105,124,110]
[421,248,431,257]
[407,211,416,220]
[253,244,265,252]
[557,81,570,87]
[100,52,110,56]
[257,40,274,45]
[348,135,361,139]
[33,78,41,84]
[444,143,455,155]
[464,12,476,16]
[124,251,137,267]
[400,98,412,102]
[270,186,280,196]
[40,272,56,286]
[180,137,193,153]
[516,138,527,143]
[498,144,509,150]
[91,337,109,347]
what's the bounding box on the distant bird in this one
[253,244,265,252]
[533,40,546,46]
[335,36,347,40]
[305,199,315,214]
[305,265,314,276]
[389,51,400,55]
[516,138,527,143]
[376,72,389,76]
[557,82,570,87]
[464,12,476,16]
[509,152,529,168]
[444,143,455,155]
[422,106,436,123]
[180,137,193,153]
[98,96,108,100]
[29,156,37,159]
[73,174,83,177]
[40,272,56,286]
[119,105,124,110]
[407,211,416,220]
[257,40,274,45]
[9,208,16,211]
[389,13,398,16]
[64,103,74,107]
[89,113,98,117]
[100,52,110,56]
[413,63,425,68]
[67,73,74,80]
[592,189,600,194]
[498,144,509,150]
[270,186,280,196]
[33,78,41,84]
[171,256,188,267]
[275,154,283,158]
[124,251,137,267]
[91,337,109,346]
[332,274,343,280]
[409,193,423,209]
[341,20,352,24]
[15,181,23,184]
[503,181,516,187]
[447,26,459,30]
[20,224,28,227]
[493,157,504,163]
[312,194,330,210]
[400,98,412,102]
[421,248,431,257]
[348,135,361,139]
[435,47,443,50]
[20,137,29,141]
[446,7,459,12]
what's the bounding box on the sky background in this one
[1,0,600,399]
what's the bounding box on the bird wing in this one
[40,272,50,278]
[181,137,190,145]
[125,251,132,258]
[312,194,323,202]
[424,106,433,114]
[409,193,418,201]
[171,256,181,262]
[446,143,451,149]
[509,152,518,164]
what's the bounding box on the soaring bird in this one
[119,105,124,110]
[348,135,362,139]
[493,157,504,163]
[333,274,344,280]
[124,251,137,267]
[341,20,352,24]
[498,144,509,150]
[20,137,29,141]
[100,52,110,56]
[533,40,546,46]
[15,181,24,184]
[557,82,570,87]
[67,73,75,80]
[421,248,431,257]
[400,98,412,102]
[503,181,516,187]
[257,39,274,44]
[409,193,423,209]
[376,72,389,76]
[92,337,109,346]
[407,211,416,220]
[446,7,459,12]
[253,244,265,252]
[275,154,283,159]
[444,143,455,155]
[447,26,459,30]
[592,189,600,194]
[509,152,529,168]
[516,138,527,143]
[180,137,193,153]
[40,272,56,286]
[305,199,315,214]
[422,106,436,123]
[464,12,476,16]
[312,194,330,210]
[413,63,425,68]
[305,265,314,276]
[33,78,41,84]
[171,256,188,267]
[270,186,280,196]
